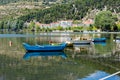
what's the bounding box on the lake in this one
[0,32,120,80]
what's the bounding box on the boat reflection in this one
[23,51,67,60]
[73,42,95,53]
[94,42,106,46]
[71,44,95,58]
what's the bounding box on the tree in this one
[29,21,35,30]
[94,11,118,31]
[35,24,40,31]
[56,26,63,30]
[18,20,24,29]
[116,22,120,30]
[0,21,4,29]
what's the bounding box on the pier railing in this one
[99,71,120,80]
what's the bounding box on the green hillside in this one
[0,2,44,20]
[18,0,120,23]
[0,0,119,31]
[0,0,73,20]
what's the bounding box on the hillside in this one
[0,0,119,31]
[18,0,120,23]
[0,2,44,20]
[0,0,73,20]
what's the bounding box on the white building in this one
[59,20,73,28]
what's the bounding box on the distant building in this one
[82,19,94,26]
[59,20,73,28]
[50,22,59,28]
[29,20,73,29]
[35,22,41,26]
[40,24,50,29]
[72,23,84,27]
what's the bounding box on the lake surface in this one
[0,32,120,80]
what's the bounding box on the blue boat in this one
[23,51,67,60]
[23,42,67,52]
[92,38,106,42]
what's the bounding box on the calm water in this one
[0,32,120,80]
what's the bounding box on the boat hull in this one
[73,40,92,45]
[23,43,67,52]
[114,37,120,43]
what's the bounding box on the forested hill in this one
[18,0,120,24]
[0,0,119,30]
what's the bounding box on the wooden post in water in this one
[9,41,12,47]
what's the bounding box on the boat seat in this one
[36,45,44,48]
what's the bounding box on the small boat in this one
[73,40,92,45]
[23,51,67,60]
[113,37,120,43]
[65,37,73,47]
[23,42,67,52]
[92,37,106,42]
[66,37,92,46]
[73,43,93,47]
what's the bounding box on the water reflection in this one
[80,70,120,80]
[111,42,120,61]
[94,42,106,46]
[68,41,120,61]
[23,51,67,60]
[70,43,95,58]
[0,33,120,80]
[74,45,94,53]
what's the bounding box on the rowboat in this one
[92,38,106,42]
[23,42,67,52]
[23,51,67,60]
[73,40,92,45]
[66,37,92,46]
[113,37,120,43]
